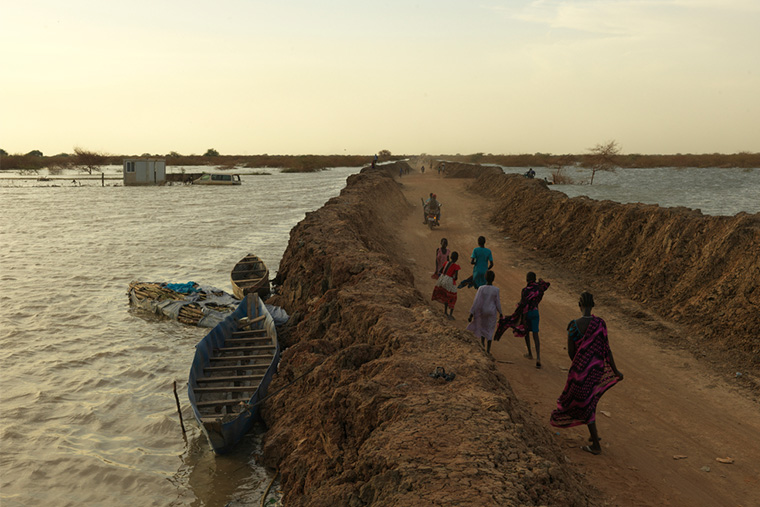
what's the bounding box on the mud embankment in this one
[261,162,599,506]
[469,173,760,372]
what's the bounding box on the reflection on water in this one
[0,167,360,506]
[500,166,760,216]
[171,424,278,507]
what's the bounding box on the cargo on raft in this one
[127,281,239,328]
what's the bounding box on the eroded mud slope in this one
[470,173,760,370]
[260,163,600,507]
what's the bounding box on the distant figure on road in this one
[470,236,493,288]
[432,238,450,279]
[432,251,460,320]
[467,270,502,355]
[519,271,550,368]
[421,165,425,174]
[550,292,623,455]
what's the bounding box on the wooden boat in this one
[188,294,279,454]
[230,254,270,299]
[193,173,242,185]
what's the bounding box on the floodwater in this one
[1,163,757,506]
[0,166,363,507]
[500,165,760,216]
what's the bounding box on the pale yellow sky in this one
[1,0,758,156]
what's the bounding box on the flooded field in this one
[0,163,756,506]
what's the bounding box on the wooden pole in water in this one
[173,380,186,436]
[260,470,279,507]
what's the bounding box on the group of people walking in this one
[429,234,623,455]
[431,236,494,321]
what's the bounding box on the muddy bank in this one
[468,173,760,373]
[261,162,600,506]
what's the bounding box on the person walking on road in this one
[519,271,550,368]
[550,292,623,455]
[432,238,450,279]
[467,270,502,355]
[470,236,493,288]
[432,252,460,320]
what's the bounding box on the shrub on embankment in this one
[470,174,760,369]
[260,161,600,506]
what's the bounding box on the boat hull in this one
[187,295,279,454]
[231,254,270,299]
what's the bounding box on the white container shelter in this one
[123,158,166,186]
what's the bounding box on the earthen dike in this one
[261,161,760,506]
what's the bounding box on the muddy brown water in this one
[0,167,361,506]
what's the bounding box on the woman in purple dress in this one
[550,292,623,455]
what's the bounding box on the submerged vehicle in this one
[193,173,242,185]
[188,294,279,454]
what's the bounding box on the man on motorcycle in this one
[423,193,441,224]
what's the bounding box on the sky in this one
[1,0,759,156]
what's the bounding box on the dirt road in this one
[396,170,760,506]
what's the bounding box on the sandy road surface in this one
[396,171,760,507]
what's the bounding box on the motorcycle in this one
[421,198,441,230]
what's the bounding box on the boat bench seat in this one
[231,329,268,337]
[209,353,274,362]
[215,345,276,354]
[193,385,262,393]
[203,363,270,373]
[194,398,249,409]
[224,337,273,345]
[196,374,265,383]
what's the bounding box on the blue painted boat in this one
[188,294,279,454]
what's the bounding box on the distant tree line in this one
[444,150,760,169]
[0,150,399,172]
[2,147,757,172]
